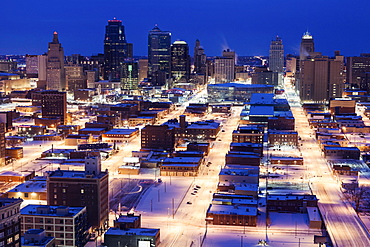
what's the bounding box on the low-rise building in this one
[160,156,203,176]
[17,125,46,137]
[6,147,23,159]
[103,227,160,247]
[268,130,298,146]
[20,205,89,247]
[232,125,264,144]
[229,142,263,156]
[225,152,261,166]
[21,229,55,247]
[6,177,47,201]
[267,195,318,213]
[323,146,361,160]
[206,204,257,226]
[102,128,139,143]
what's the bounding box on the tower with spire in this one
[46,31,66,91]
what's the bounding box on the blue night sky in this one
[1,0,370,57]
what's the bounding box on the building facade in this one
[46,166,109,231]
[171,40,190,83]
[269,36,284,73]
[104,18,133,81]
[20,205,88,247]
[148,25,171,87]
[46,32,66,91]
[0,198,22,247]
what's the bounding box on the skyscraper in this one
[346,54,370,92]
[269,36,284,73]
[121,61,139,90]
[300,31,315,60]
[193,39,206,74]
[148,25,171,87]
[171,40,190,83]
[46,32,66,91]
[104,18,133,81]
[298,53,344,102]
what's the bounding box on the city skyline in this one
[1,0,370,57]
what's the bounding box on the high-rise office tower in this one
[298,53,344,102]
[121,61,139,90]
[46,32,66,91]
[104,18,133,81]
[346,54,370,92]
[38,54,47,89]
[148,25,171,87]
[194,39,206,74]
[300,31,315,60]
[214,52,235,84]
[269,36,284,73]
[26,54,39,78]
[222,49,236,65]
[171,40,190,83]
[65,64,86,91]
[138,59,148,82]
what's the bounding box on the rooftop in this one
[105,227,159,236]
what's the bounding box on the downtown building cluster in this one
[2,18,370,246]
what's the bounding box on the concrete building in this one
[269,36,284,73]
[21,229,55,247]
[104,227,160,247]
[214,57,235,83]
[298,54,345,102]
[21,205,88,247]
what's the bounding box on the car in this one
[222,129,225,132]
[187,201,192,204]
[195,185,201,189]
[194,187,199,190]
[193,190,198,193]
[191,193,195,195]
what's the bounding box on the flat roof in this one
[8,179,46,193]
[249,105,274,116]
[79,128,106,132]
[208,204,257,216]
[21,205,85,217]
[208,83,274,89]
[105,227,159,236]
[250,93,274,104]
[104,129,138,135]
